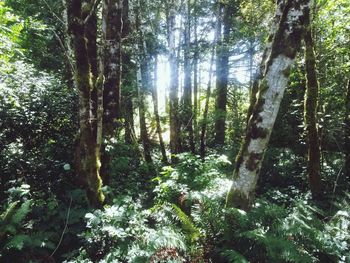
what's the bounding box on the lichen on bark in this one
[226,0,310,210]
[67,0,105,207]
[303,6,322,198]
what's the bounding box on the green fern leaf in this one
[221,249,248,263]
[11,200,32,225]
[4,234,31,250]
[171,204,200,242]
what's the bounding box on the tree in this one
[182,0,195,153]
[226,0,310,210]
[200,47,215,159]
[345,79,350,180]
[303,7,322,197]
[66,0,104,207]
[153,56,168,163]
[193,0,199,151]
[166,0,182,159]
[214,0,232,145]
[136,0,153,164]
[102,0,123,137]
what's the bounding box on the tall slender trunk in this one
[182,0,195,153]
[123,53,136,144]
[193,9,199,151]
[100,0,124,185]
[304,8,322,198]
[245,3,284,125]
[120,0,134,145]
[153,56,168,163]
[200,47,215,159]
[166,2,182,160]
[136,2,152,164]
[67,0,104,207]
[214,2,230,145]
[137,63,153,164]
[102,0,123,137]
[226,0,309,210]
[344,79,350,180]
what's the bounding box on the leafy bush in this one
[64,196,188,262]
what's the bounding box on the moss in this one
[246,152,263,171]
[259,78,269,94]
[282,65,291,77]
[225,187,251,211]
[250,124,269,139]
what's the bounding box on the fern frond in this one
[171,204,200,242]
[4,234,31,250]
[0,201,20,223]
[221,249,248,263]
[12,200,32,225]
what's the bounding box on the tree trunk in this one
[153,56,168,163]
[226,0,309,210]
[214,2,230,145]
[245,3,285,125]
[182,0,195,153]
[67,0,104,207]
[345,79,350,180]
[193,2,199,152]
[137,63,153,164]
[102,0,123,137]
[136,2,153,164]
[200,47,215,159]
[166,2,182,160]
[123,53,136,145]
[303,8,322,198]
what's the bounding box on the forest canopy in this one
[0,0,349,262]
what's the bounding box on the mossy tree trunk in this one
[100,0,124,185]
[122,53,136,145]
[345,79,350,180]
[102,0,123,137]
[153,56,168,164]
[120,0,135,145]
[182,0,195,153]
[303,8,322,198]
[246,4,284,125]
[166,1,182,161]
[214,1,231,145]
[67,0,104,207]
[226,0,310,210]
[136,1,153,164]
[200,47,215,159]
[193,3,199,152]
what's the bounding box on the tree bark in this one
[246,2,286,125]
[166,1,182,160]
[153,56,168,163]
[136,2,153,164]
[345,79,350,180]
[303,8,322,198]
[226,0,310,210]
[182,0,195,153]
[214,1,230,145]
[123,53,136,145]
[200,47,215,159]
[67,0,104,207]
[193,1,199,152]
[102,0,123,137]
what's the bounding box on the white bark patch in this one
[234,55,294,199]
[260,55,293,130]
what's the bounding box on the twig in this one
[41,0,65,26]
[51,29,76,76]
[84,0,101,25]
[50,197,73,258]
